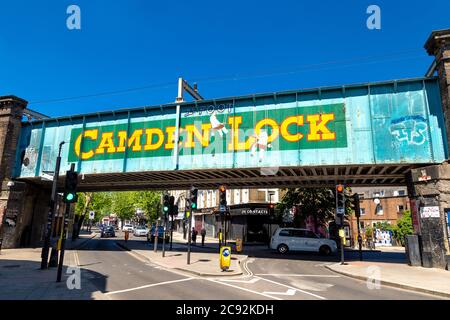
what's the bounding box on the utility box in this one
[405,235,422,267]
[235,238,243,253]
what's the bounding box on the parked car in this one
[101,226,116,238]
[122,224,134,232]
[134,226,149,237]
[147,225,169,243]
[270,228,337,255]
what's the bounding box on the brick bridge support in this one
[405,29,450,269]
[0,96,51,249]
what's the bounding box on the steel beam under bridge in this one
[19,164,419,192]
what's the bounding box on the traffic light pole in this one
[357,215,363,261]
[170,215,173,251]
[162,213,167,258]
[187,209,192,265]
[41,141,64,270]
[56,163,74,282]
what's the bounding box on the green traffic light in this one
[163,206,169,212]
[191,203,197,209]
[66,193,75,201]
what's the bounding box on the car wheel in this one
[277,244,289,254]
[319,245,332,256]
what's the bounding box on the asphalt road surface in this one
[74,234,443,300]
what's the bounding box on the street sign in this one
[89,211,95,220]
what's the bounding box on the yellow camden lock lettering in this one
[307,114,336,141]
[73,112,337,159]
[281,116,304,142]
[74,129,98,160]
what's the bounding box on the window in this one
[376,205,384,215]
[397,205,404,213]
[360,208,366,215]
[305,231,318,238]
[359,221,365,230]
[398,190,406,196]
[278,229,291,237]
[291,230,307,238]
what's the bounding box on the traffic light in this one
[268,203,275,215]
[185,198,191,218]
[163,194,170,214]
[63,170,78,203]
[169,196,175,216]
[336,184,345,216]
[219,185,227,212]
[190,186,198,210]
[353,193,361,218]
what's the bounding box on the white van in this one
[270,228,337,255]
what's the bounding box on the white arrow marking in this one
[263,289,297,296]
[220,278,260,284]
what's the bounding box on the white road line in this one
[206,278,282,300]
[254,276,327,300]
[73,250,81,266]
[263,289,296,296]
[255,274,340,278]
[220,278,260,284]
[105,277,194,295]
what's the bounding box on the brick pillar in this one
[425,29,450,149]
[0,96,28,248]
[403,29,450,269]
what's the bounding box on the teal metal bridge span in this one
[13,77,448,191]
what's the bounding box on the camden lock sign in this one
[68,103,347,162]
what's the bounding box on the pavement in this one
[0,231,107,300]
[116,231,247,277]
[326,260,450,299]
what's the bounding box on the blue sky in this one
[1,0,449,117]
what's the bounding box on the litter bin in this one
[235,238,243,253]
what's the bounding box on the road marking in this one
[206,278,282,300]
[220,278,260,284]
[255,274,340,278]
[73,250,81,266]
[254,276,327,300]
[263,289,297,296]
[105,277,194,295]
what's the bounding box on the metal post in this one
[154,219,159,253]
[340,228,345,265]
[187,209,192,265]
[41,141,64,270]
[170,215,173,251]
[173,78,183,170]
[162,213,167,258]
[56,163,74,282]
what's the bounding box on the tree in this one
[391,210,413,246]
[73,192,112,239]
[132,191,162,224]
[111,192,136,222]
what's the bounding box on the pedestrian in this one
[201,227,206,247]
[192,227,197,245]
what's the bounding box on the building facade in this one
[171,188,281,243]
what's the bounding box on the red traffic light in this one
[219,185,226,193]
[336,184,344,193]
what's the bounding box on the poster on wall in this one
[420,206,440,218]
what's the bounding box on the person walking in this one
[192,227,198,245]
[201,227,206,247]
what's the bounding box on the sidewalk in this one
[0,232,107,300]
[116,235,248,277]
[326,260,450,299]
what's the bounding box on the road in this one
[74,233,443,300]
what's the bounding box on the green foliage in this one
[391,210,413,246]
[132,191,162,223]
[75,192,112,221]
[111,191,137,221]
[277,187,351,228]
[373,221,393,232]
[365,226,374,239]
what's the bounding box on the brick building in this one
[349,186,410,246]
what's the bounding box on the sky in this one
[1,0,449,117]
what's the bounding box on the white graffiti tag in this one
[389,117,427,146]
